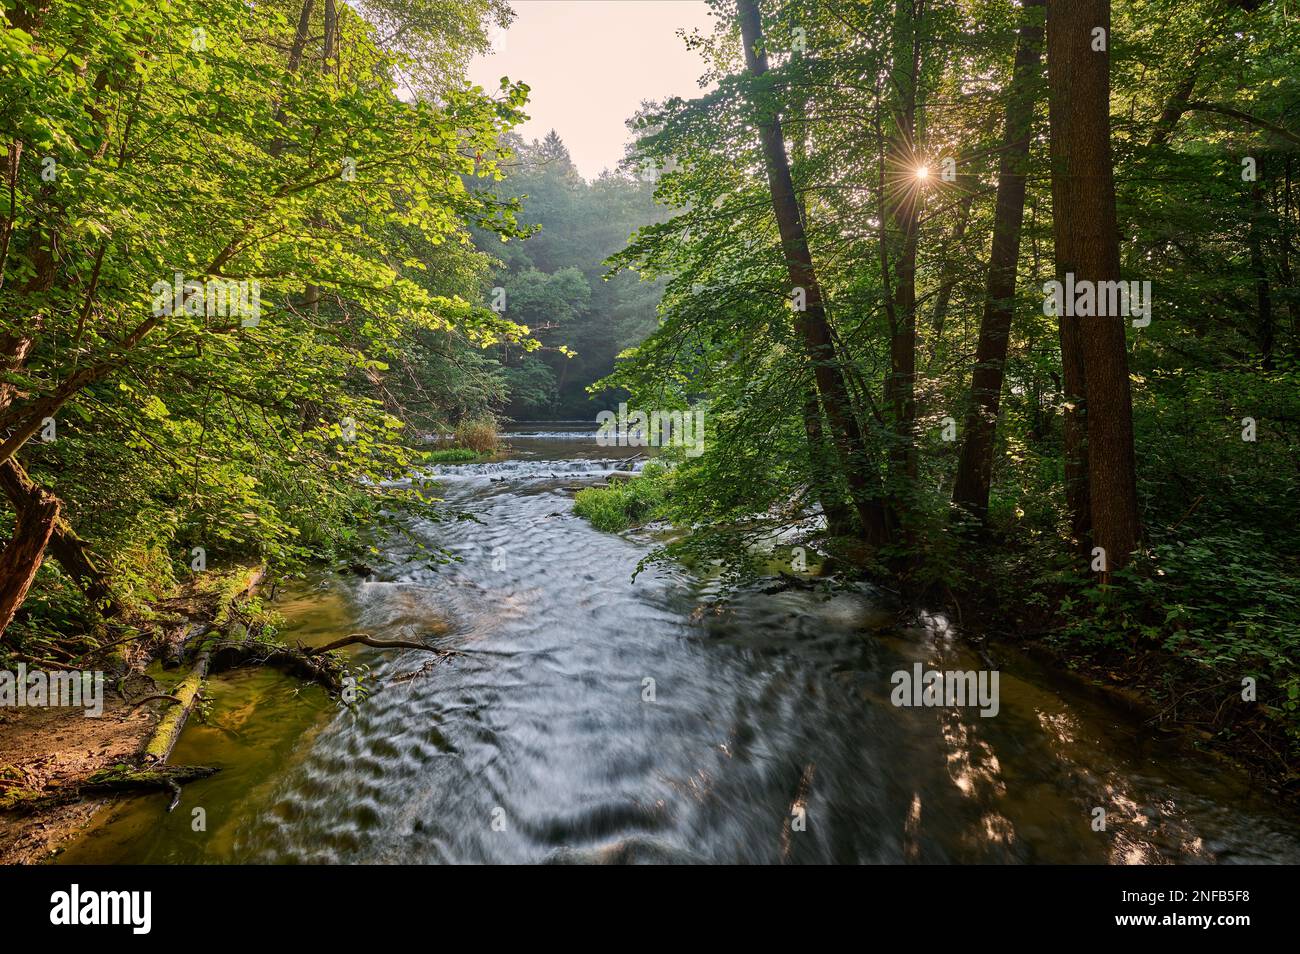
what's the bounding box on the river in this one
[57,424,1300,864]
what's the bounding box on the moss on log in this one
[1,764,220,815]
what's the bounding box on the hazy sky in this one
[468,1,717,180]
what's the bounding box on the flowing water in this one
[59,424,1300,864]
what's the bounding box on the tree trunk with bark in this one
[952,0,1045,521]
[1046,0,1141,570]
[0,458,118,616]
[883,0,925,499]
[928,174,978,347]
[1250,176,1274,370]
[0,485,59,638]
[802,391,855,537]
[737,0,891,545]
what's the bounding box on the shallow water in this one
[59,424,1300,864]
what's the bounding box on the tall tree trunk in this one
[790,80,854,538]
[1284,156,1295,356]
[0,486,59,639]
[269,0,317,159]
[884,0,925,499]
[324,0,337,64]
[1046,0,1141,570]
[952,0,1045,521]
[303,0,336,312]
[802,391,855,538]
[289,0,316,75]
[737,0,890,545]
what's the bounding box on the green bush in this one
[573,468,673,532]
[1042,529,1300,745]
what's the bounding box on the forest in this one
[0,0,1299,869]
[478,129,665,419]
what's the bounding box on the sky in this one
[467,0,717,180]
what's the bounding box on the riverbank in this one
[941,531,1300,804]
[0,692,156,863]
[0,565,398,863]
[569,467,1299,801]
[0,569,259,863]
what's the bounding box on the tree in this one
[737,0,891,545]
[472,130,664,419]
[1045,0,1141,569]
[952,0,1045,523]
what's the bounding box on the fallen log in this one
[141,632,217,764]
[139,567,264,766]
[140,574,453,768]
[129,692,185,710]
[208,637,350,692]
[163,622,208,669]
[205,632,456,693]
[305,632,462,656]
[1,765,219,815]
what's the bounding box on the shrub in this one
[573,469,673,532]
[453,417,500,453]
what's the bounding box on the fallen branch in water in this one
[142,577,455,763]
[140,567,263,766]
[207,638,348,692]
[304,632,462,656]
[1,765,220,815]
[202,631,460,694]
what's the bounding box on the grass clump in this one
[425,447,483,463]
[573,462,673,532]
[454,417,500,453]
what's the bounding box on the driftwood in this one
[208,638,349,692]
[306,632,461,656]
[162,621,208,669]
[205,632,458,693]
[5,570,457,822]
[141,632,216,764]
[129,693,184,709]
[2,765,219,815]
[137,572,452,797]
